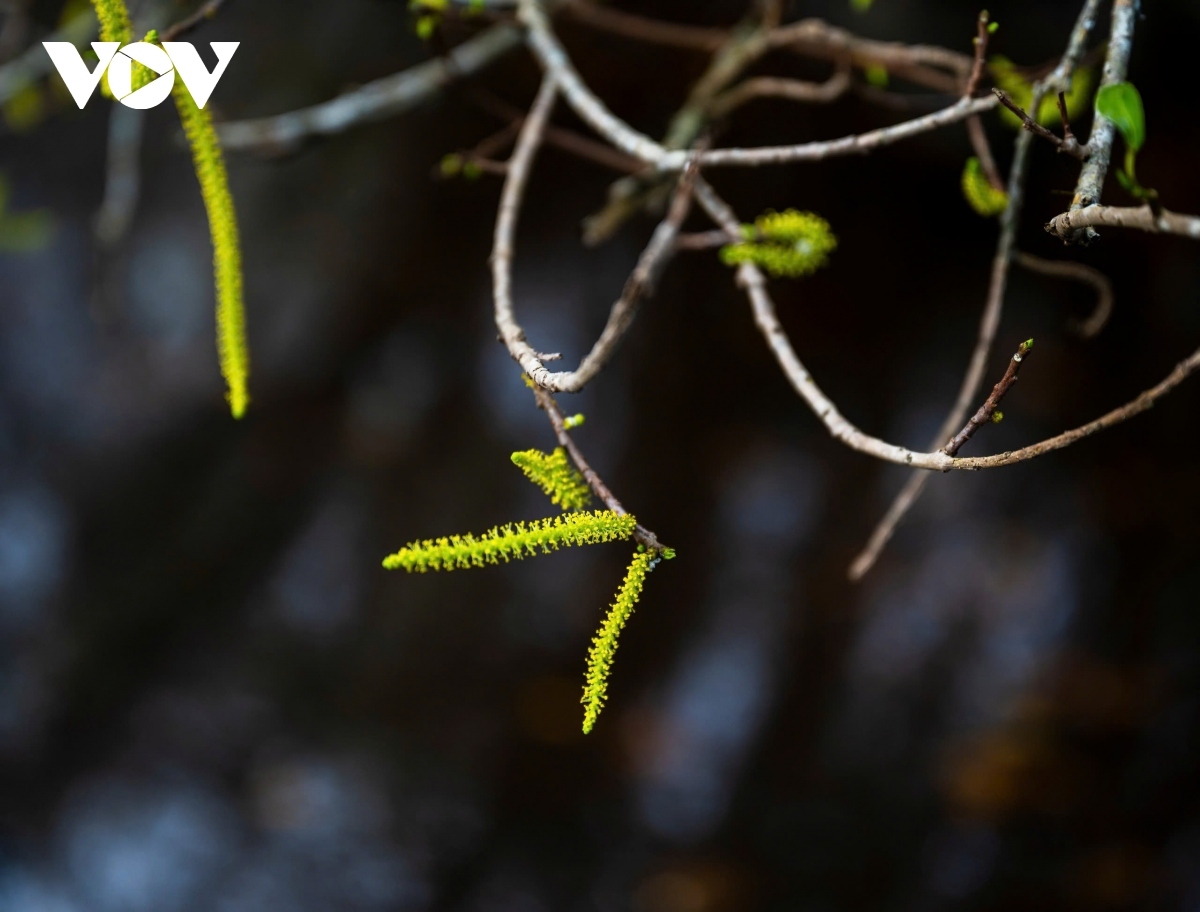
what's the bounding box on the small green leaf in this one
[864,64,889,87]
[987,20,999,33]
[850,0,875,11]
[1095,82,1145,153]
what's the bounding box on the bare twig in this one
[531,385,668,552]
[673,229,737,251]
[563,0,726,52]
[963,9,991,99]
[949,345,1200,469]
[1046,205,1200,243]
[218,23,523,153]
[708,70,852,119]
[491,76,700,394]
[1014,252,1114,338]
[848,0,1106,580]
[1056,90,1076,146]
[992,89,1089,159]
[1058,0,1138,243]
[768,18,971,93]
[519,0,997,172]
[965,113,1004,191]
[160,0,230,42]
[943,339,1034,456]
[703,172,1200,477]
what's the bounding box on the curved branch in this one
[950,346,1200,470]
[848,0,1107,579]
[490,77,698,394]
[1014,252,1114,338]
[518,0,996,171]
[708,70,853,119]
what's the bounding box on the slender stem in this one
[943,340,1034,456]
[1014,252,1114,338]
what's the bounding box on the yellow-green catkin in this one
[91,0,132,42]
[173,82,250,418]
[720,209,838,279]
[511,447,593,511]
[382,510,637,572]
[961,157,1008,217]
[582,550,655,734]
[91,4,250,418]
[90,0,131,99]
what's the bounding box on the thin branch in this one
[543,124,645,173]
[691,177,955,472]
[1046,204,1200,243]
[768,18,971,93]
[965,113,1004,191]
[1014,252,1114,338]
[992,89,1089,159]
[847,0,1106,580]
[708,70,852,119]
[706,168,1200,477]
[563,0,727,52]
[582,13,774,244]
[1056,90,1077,146]
[963,9,991,99]
[953,344,1200,469]
[674,229,736,251]
[491,76,699,394]
[519,0,997,171]
[160,0,231,42]
[218,23,523,153]
[531,385,668,552]
[943,339,1034,456]
[1060,0,1138,243]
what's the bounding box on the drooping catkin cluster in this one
[92,0,132,42]
[961,157,1008,217]
[720,209,837,279]
[174,83,250,418]
[88,3,250,419]
[581,550,655,734]
[511,447,593,511]
[382,510,637,572]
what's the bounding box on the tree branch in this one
[848,0,1106,580]
[943,339,1034,456]
[531,385,668,553]
[519,0,997,172]
[491,76,699,395]
[562,0,727,52]
[1046,205,1200,243]
[1058,0,1138,243]
[218,23,523,153]
[1014,252,1114,338]
[992,88,1089,160]
[161,0,231,42]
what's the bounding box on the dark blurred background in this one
[1,0,1199,909]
